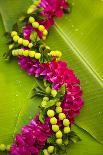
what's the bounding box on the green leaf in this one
[47,135,56,144]
[34,78,46,91]
[39,111,45,124]
[68,131,81,143]
[0,0,103,155]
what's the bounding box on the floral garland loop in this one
[0,0,84,155]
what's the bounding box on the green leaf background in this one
[0,0,103,154]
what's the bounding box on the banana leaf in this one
[0,0,103,154]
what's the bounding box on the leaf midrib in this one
[54,23,103,87]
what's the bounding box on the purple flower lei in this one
[3,0,84,155]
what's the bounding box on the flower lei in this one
[1,0,84,154]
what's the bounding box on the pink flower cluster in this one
[18,56,83,123]
[10,115,52,155]
[23,0,69,40]
[10,56,83,154]
[39,0,69,29]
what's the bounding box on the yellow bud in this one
[0,144,6,151]
[15,50,19,56]
[28,43,33,48]
[18,49,24,55]
[43,149,49,155]
[64,126,70,134]
[56,51,62,57]
[32,22,39,28]
[29,51,35,57]
[18,38,23,44]
[42,36,46,40]
[35,53,41,59]
[13,35,19,42]
[56,102,61,107]
[27,5,35,14]
[50,51,56,57]
[27,8,33,14]
[12,50,16,56]
[38,25,45,31]
[29,16,35,23]
[30,4,35,9]
[43,29,48,36]
[12,50,18,56]
[9,44,14,50]
[33,0,41,6]
[23,50,29,56]
[11,31,17,37]
[56,139,62,145]
[23,40,29,46]
[6,144,11,151]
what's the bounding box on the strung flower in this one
[18,56,83,124]
[39,0,69,29]
[23,0,69,40]
[4,0,84,154]
[10,115,52,155]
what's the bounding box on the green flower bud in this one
[27,8,33,14]
[0,144,6,151]
[43,29,48,36]
[35,53,41,59]
[38,25,45,31]
[28,43,33,48]
[46,46,50,50]
[23,40,29,46]
[50,117,57,125]
[56,107,62,113]
[45,86,51,94]
[56,102,61,107]
[23,50,29,56]
[11,31,17,37]
[27,5,35,14]
[57,51,62,57]
[56,139,62,145]
[47,110,55,118]
[9,44,14,50]
[41,100,47,107]
[33,0,41,6]
[43,149,49,155]
[13,35,19,42]
[50,51,56,56]
[6,144,11,151]
[12,50,16,56]
[12,50,18,56]
[59,113,66,120]
[43,97,49,101]
[64,127,70,134]
[42,36,46,40]
[29,16,35,23]
[56,130,63,139]
[47,146,54,153]
[32,22,39,28]
[18,38,23,44]
[30,4,35,9]
[51,89,57,97]
[29,51,35,57]
[18,49,24,55]
[63,119,70,126]
[52,125,59,132]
